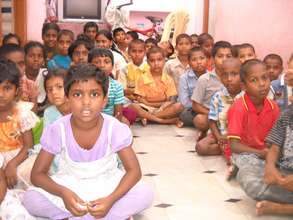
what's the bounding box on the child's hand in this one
[61,187,88,216]
[278,175,293,192]
[87,196,114,219]
[137,96,147,105]
[4,160,18,188]
[258,148,269,159]
[264,165,283,185]
[217,135,227,145]
[27,81,39,101]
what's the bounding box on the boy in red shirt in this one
[227,59,280,195]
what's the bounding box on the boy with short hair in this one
[48,29,74,70]
[264,54,286,105]
[131,47,183,126]
[192,41,233,140]
[237,43,256,64]
[227,59,280,205]
[119,39,149,101]
[145,38,158,53]
[264,53,283,81]
[164,34,192,90]
[196,58,242,161]
[113,27,128,61]
[248,105,293,216]
[83,22,98,44]
[179,47,207,126]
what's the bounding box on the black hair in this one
[145,38,158,46]
[68,40,93,59]
[188,47,206,60]
[263,53,283,66]
[113,27,125,38]
[96,30,122,55]
[24,41,47,60]
[146,46,165,60]
[0,58,20,88]
[76,33,95,48]
[42,22,60,37]
[126,31,139,40]
[190,33,198,38]
[57,29,74,41]
[175,33,192,45]
[128,39,145,51]
[232,44,241,57]
[83,22,99,33]
[211,41,232,58]
[240,59,265,82]
[238,43,255,54]
[0,44,24,59]
[43,68,67,91]
[198,33,213,46]
[2,33,21,46]
[88,48,114,66]
[64,63,109,97]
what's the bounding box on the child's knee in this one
[131,183,154,209]
[193,115,208,130]
[237,169,264,200]
[174,103,184,113]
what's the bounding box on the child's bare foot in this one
[141,118,147,126]
[197,131,207,141]
[256,200,293,216]
[226,164,238,181]
[175,119,184,128]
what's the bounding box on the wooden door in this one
[13,0,27,43]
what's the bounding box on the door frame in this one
[13,0,27,44]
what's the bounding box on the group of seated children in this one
[0,19,292,219]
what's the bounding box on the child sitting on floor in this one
[83,22,98,46]
[192,41,233,140]
[89,48,133,125]
[198,33,214,71]
[131,47,183,126]
[164,34,192,90]
[239,104,293,216]
[237,43,256,64]
[0,44,39,106]
[48,29,74,70]
[0,59,39,188]
[68,39,93,66]
[42,23,60,61]
[2,33,21,46]
[266,54,292,111]
[23,64,153,219]
[196,58,243,173]
[178,47,208,126]
[227,59,280,191]
[24,41,47,112]
[119,39,149,102]
[95,30,127,79]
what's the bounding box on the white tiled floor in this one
[132,124,292,220]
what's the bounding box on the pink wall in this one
[26,0,204,42]
[213,0,293,67]
[26,0,46,42]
